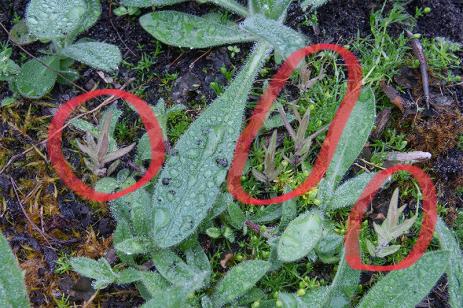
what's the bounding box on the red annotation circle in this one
[345,165,437,271]
[47,89,165,202]
[227,44,363,205]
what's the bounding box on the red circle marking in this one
[345,165,437,271]
[227,44,363,205]
[47,89,165,202]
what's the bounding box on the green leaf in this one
[115,237,151,255]
[121,0,187,7]
[141,286,190,308]
[318,86,376,201]
[358,251,450,308]
[70,257,117,289]
[436,218,463,307]
[149,43,272,248]
[61,42,122,72]
[251,204,282,224]
[327,172,375,210]
[321,249,360,307]
[227,203,246,229]
[9,20,37,45]
[315,229,343,264]
[278,210,323,262]
[211,260,270,307]
[26,0,87,40]
[301,0,329,11]
[151,249,209,291]
[140,11,255,49]
[79,0,102,33]
[241,14,307,59]
[134,271,170,300]
[250,0,293,21]
[0,232,30,308]
[16,56,59,99]
[279,190,298,231]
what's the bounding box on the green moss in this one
[167,109,193,143]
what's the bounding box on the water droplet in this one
[154,208,170,229]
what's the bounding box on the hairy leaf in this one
[0,233,30,308]
[61,42,122,72]
[211,260,270,307]
[436,218,463,307]
[79,0,102,33]
[227,203,246,229]
[140,11,255,49]
[327,172,375,210]
[121,0,186,7]
[318,86,376,201]
[115,237,151,255]
[250,0,293,21]
[301,0,329,11]
[16,56,59,99]
[71,257,117,289]
[252,204,282,224]
[241,14,307,59]
[150,43,271,248]
[9,20,37,45]
[278,210,323,262]
[26,0,87,40]
[358,251,449,307]
[151,249,209,291]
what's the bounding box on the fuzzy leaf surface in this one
[211,260,270,307]
[328,172,375,210]
[149,43,271,248]
[241,14,306,59]
[61,42,122,72]
[16,56,59,99]
[70,257,117,289]
[278,210,323,262]
[318,86,376,201]
[0,233,30,308]
[140,11,255,49]
[358,251,449,307]
[26,0,87,40]
[436,218,463,307]
[121,0,186,7]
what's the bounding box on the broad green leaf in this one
[250,0,293,21]
[61,42,122,72]
[227,203,246,229]
[79,0,102,33]
[327,172,375,210]
[141,286,191,308]
[278,210,323,262]
[115,237,151,255]
[318,86,376,201]
[0,233,30,308]
[140,11,255,49]
[9,20,37,45]
[202,0,249,16]
[237,287,266,305]
[251,204,282,224]
[301,0,329,11]
[436,218,463,307]
[134,271,170,300]
[150,43,272,248]
[70,257,117,289]
[184,240,211,276]
[211,260,270,307]
[315,229,343,264]
[16,56,59,99]
[26,0,87,40]
[278,288,328,307]
[279,190,298,231]
[321,249,360,307]
[241,14,307,59]
[151,249,208,290]
[358,251,450,307]
[121,0,186,7]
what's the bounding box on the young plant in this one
[0,43,20,106]
[252,130,284,184]
[74,110,135,176]
[6,0,121,99]
[366,188,418,258]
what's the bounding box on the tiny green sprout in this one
[296,289,306,296]
[273,291,279,299]
[423,7,431,14]
[235,253,244,261]
[241,175,247,181]
[281,160,289,168]
[260,225,267,233]
[313,199,321,206]
[413,33,422,39]
[227,45,241,58]
[276,300,283,307]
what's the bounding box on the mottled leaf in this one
[16,56,59,99]
[61,42,122,72]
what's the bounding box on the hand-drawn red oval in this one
[345,164,437,271]
[227,44,363,205]
[48,89,165,202]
